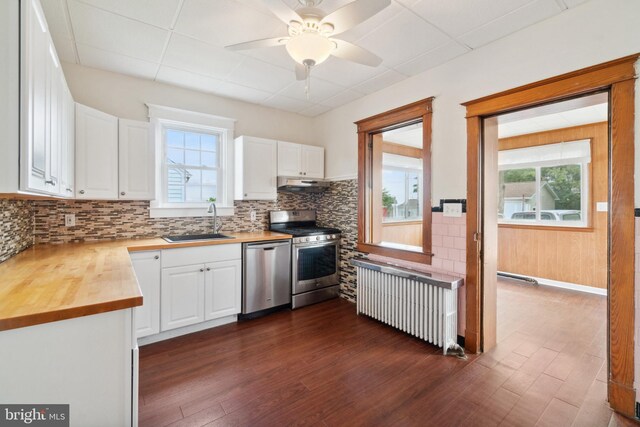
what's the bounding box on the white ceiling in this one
[41,0,591,117]
[498,92,608,138]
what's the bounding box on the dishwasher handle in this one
[246,241,291,250]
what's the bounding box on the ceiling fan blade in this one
[295,63,307,81]
[321,0,391,36]
[330,39,382,67]
[264,0,303,25]
[225,37,288,51]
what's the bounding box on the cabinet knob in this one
[45,179,56,186]
[66,188,73,192]
[199,268,205,272]
[303,172,307,175]
[79,190,85,194]
[154,255,159,260]
[206,267,211,271]
[244,193,248,197]
[120,191,126,196]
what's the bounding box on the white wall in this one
[61,63,318,146]
[313,0,640,206]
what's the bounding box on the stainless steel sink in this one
[163,233,235,243]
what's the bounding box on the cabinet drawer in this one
[162,244,241,268]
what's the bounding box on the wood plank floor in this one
[139,279,629,427]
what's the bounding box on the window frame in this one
[355,98,433,264]
[147,104,235,218]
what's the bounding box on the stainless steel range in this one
[269,210,341,309]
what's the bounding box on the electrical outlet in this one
[250,210,257,221]
[443,203,462,218]
[64,214,76,227]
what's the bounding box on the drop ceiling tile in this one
[77,43,159,79]
[353,10,450,68]
[227,57,296,93]
[457,0,563,49]
[299,104,333,117]
[320,89,366,109]
[394,41,469,76]
[163,33,244,80]
[262,94,315,114]
[336,1,404,43]
[174,0,285,47]
[68,0,169,62]
[310,56,386,88]
[563,0,590,7]
[40,0,74,40]
[241,45,295,70]
[75,0,182,28]
[277,77,344,103]
[156,66,273,103]
[409,0,533,38]
[52,37,78,63]
[352,68,407,95]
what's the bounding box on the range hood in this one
[277,176,330,193]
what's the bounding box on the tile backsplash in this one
[0,199,34,263]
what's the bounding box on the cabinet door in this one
[131,251,161,338]
[301,145,324,178]
[277,141,302,177]
[59,84,74,197]
[46,43,62,194]
[21,0,49,193]
[119,119,154,200]
[204,259,241,320]
[75,103,118,199]
[161,265,205,331]
[239,136,277,200]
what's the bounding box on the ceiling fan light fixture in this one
[285,33,335,66]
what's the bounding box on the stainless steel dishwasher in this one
[242,240,292,315]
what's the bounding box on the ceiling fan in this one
[226,0,391,98]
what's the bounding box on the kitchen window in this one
[498,139,591,228]
[147,104,235,218]
[356,98,433,264]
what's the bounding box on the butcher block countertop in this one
[0,231,291,332]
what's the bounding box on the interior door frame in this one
[462,54,638,417]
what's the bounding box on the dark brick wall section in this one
[0,199,34,263]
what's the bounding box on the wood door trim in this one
[355,97,433,133]
[463,54,638,417]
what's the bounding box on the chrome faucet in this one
[207,202,222,234]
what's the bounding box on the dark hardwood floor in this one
[139,279,624,427]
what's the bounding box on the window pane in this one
[202,185,216,200]
[184,149,200,166]
[167,148,184,165]
[185,186,201,202]
[185,133,200,150]
[166,130,184,148]
[499,168,536,221]
[186,169,201,185]
[202,170,217,186]
[201,135,217,152]
[541,164,582,222]
[201,151,217,167]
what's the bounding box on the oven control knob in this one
[305,237,310,242]
[331,234,337,239]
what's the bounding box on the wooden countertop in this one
[0,231,291,332]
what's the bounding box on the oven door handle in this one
[294,240,339,248]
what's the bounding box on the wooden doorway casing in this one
[462,54,638,417]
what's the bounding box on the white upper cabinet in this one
[75,103,119,199]
[235,136,277,200]
[19,0,73,196]
[277,141,324,179]
[59,83,75,196]
[119,119,155,200]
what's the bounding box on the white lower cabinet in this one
[205,259,242,320]
[130,251,161,338]
[161,264,205,331]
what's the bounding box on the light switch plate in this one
[596,202,608,212]
[443,203,462,217]
[250,210,257,221]
[64,214,76,227]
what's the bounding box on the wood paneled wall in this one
[497,122,608,289]
[381,221,422,247]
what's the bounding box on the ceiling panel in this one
[156,66,273,103]
[276,77,345,103]
[320,88,366,109]
[174,0,285,47]
[74,0,182,28]
[68,0,169,62]
[310,56,386,88]
[393,41,469,76]
[162,33,244,80]
[299,103,332,117]
[352,69,407,95]
[226,56,296,93]
[354,9,451,68]
[563,0,590,7]
[261,94,316,113]
[76,43,159,79]
[332,1,404,43]
[458,0,562,49]
[410,0,534,38]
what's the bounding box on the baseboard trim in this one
[498,271,607,296]
[137,315,237,346]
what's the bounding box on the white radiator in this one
[354,261,461,355]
